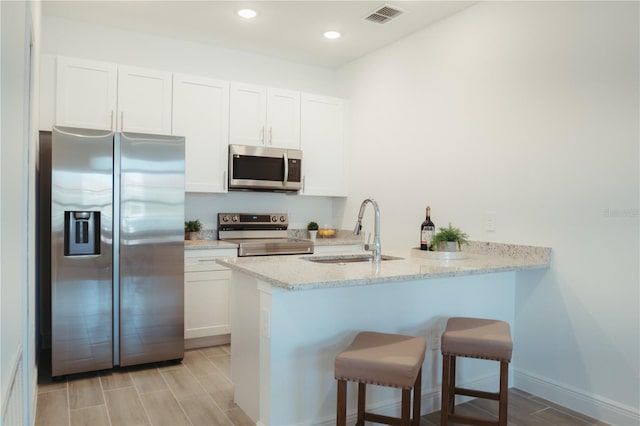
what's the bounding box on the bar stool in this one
[335,331,426,426]
[440,317,512,426]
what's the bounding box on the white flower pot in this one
[309,230,317,240]
[438,241,458,252]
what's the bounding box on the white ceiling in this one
[41,1,476,68]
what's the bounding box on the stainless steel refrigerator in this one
[43,126,185,377]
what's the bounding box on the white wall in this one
[41,16,338,95]
[336,1,639,423]
[40,16,342,227]
[1,1,38,425]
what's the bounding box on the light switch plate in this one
[485,210,497,232]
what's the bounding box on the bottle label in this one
[421,227,435,245]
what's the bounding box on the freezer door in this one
[51,126,114,377]
[118,132,185,366]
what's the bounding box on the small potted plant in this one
[184,219,202,241]
[307,221,319,240]
[432,223,469,252]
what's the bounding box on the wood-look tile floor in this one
[36,345,252,426]
[36,346,608,426]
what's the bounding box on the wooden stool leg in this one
[499,361,509,426]
[412,368,422,426]
[401,388,411,426]
[440,355,450,426]
[337,379,347,426]
[449,355,457,414]
[357,383,366,426]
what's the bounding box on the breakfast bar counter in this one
[218,242,551,426]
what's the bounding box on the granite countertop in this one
[184,240,238,250]
[216,241,552,291]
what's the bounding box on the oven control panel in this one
[218,213,288,231]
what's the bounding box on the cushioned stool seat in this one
[440,317,513,426]
[335,331,426,426]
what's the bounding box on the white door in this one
[117,65,173,135]
[300,94,347,196]
[173,74,229,193]
[266,88,300,149]
[55,56,117,130]
[229,82,266,146]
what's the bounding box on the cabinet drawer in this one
[185,258,229,272]
[185,270,231,282]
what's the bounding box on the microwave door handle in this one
[283,152,289,185]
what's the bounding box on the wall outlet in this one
[430,326,441,351]
[485,210,497,232]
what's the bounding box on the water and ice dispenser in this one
[64,211,100,256]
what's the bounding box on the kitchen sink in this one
[303,254,403,264]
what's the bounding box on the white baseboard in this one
[254,370,639,426]
[184,334,230,350]
[311,373,500,426]
[514,368,640,426]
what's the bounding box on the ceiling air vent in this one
[363,4,404,24]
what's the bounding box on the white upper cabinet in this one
[117,65,173,135]
[56,56,118,130]
[266,88,301,149]
[229,82,266,146]
[173,73,229,193]
[54,56,173,135]
[229,82,300,149]
[300,93,347,197]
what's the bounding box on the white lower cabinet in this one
[184,248,236,344]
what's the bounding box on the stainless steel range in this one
[218,213,314,256]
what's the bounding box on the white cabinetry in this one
[229,82,300,148]
[184,248,236,344]
[55,56,117,130]
[55,56,173,135]
[173,74,229,193]
[300,93,347,196]
[117,65,173,134]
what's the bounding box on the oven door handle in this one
[283,152,289,186]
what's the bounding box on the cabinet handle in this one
[302,176,306,193]
[120,112,124,132]
[197,259,218,263]
[260,125,264,144]
[223,170,227,191]
[110,111,114,131]
[269,127,273,145]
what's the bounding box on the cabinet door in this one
[55,56,117,130]
[184,270,231,339]
[266,88,300,149]
[300,94,347,196]
[184,250,235,339]
[173,74,229,193]
[117,65,173,135]
[229,82,266,146]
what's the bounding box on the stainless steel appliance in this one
[228,144,302,192]
[218,213,313,256]
[41,126,185,377]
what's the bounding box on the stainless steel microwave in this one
[228,144,303,192]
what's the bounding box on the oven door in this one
[228,144,302,192]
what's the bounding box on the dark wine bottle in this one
[420,206,435,251]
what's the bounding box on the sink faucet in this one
[353,198,381,264]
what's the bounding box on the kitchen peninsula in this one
[217,242,551,426]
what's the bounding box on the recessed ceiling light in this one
[237,9,257,19]
[323,30,342,40]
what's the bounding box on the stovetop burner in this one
[218,213,313,256]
